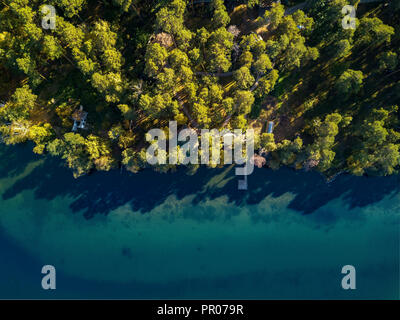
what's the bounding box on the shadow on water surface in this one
[1,144,399,219]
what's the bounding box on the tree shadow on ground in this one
[0,143,42,179]
[1,144,399,219]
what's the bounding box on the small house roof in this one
[267,121,275,133]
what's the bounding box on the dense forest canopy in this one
[0,0,399,178]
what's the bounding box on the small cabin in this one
[267,121,275,134]
[71,105,88,132]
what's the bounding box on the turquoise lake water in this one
[0,143,398,299]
